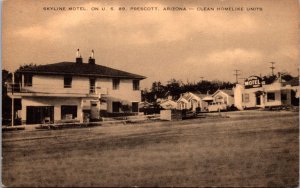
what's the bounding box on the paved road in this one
[2,111,299,187]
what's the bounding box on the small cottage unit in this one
[8,50,146,124]
[233,75,299,110]
[211,89,234,106]
[176,92,208,112]
[204,89,235,112]
[160,99,177,110]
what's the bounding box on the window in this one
[267,92,275,102]
[133,80,140,90]
[90,78,96,93]
[243,93,250,103]
[61,105,77,120]
[24,75,32,87]
[112,79,120,90]
[281,93,287,101]
[64,76,72,88]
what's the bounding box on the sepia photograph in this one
[2,0,299,187]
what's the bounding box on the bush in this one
[227,105,238,111]
[143,107,163,115]
[195,107,201,113]
[101,112,138,117]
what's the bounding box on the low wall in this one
[160,110,183,121]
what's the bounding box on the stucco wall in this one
[97,78,141,112]
[23,75,141,102]
[24,75,90,94]
[97,78,141,101]
[21,97,83,123]
[21,75,142,113]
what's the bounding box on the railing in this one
[6,83,21,93]
[6,83,109,96]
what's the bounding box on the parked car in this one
[208,102,227,112]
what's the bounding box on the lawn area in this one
[2,111,299,187]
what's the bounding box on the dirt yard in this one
[2,111,299,187]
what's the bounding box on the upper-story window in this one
[64,76,72,88]
[90,78,96,93]
[113,79,120,90]
[24,74,32,87]
[133,80,140,90]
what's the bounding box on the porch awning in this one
[202,96,213,101]
[254,90,265,96]
[100,96,132,105]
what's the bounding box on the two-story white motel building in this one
[8,50,146,124]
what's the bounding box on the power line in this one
[270,62,275,76]
[233,70,241,84]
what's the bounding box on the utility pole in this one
[270,62,275,76]
[233,70,241,84]
[11,73,14,127]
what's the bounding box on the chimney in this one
[76,49,83,64]
[88,49,95,65]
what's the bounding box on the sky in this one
[2,0,300,89]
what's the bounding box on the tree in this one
[165,79,183,100]
[262,75,277,84]
[281,72,294,81]
[142,79,236,103]
[14,63,37,83]
[151,81,166,100]
[2,65,35,125]
[2,70,12,125]
[262,72,294,84]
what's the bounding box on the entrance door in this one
[256,95,261,105]
[26,106,54,124]
[90,102,100,119]
[112,102,120,113]
[291,90,299,106]
[132,102,139,112]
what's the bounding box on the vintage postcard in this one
[2,0,299,187]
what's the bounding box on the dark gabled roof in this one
[17,62,146,80]
[191,91,207,99]
[213,89,234,97]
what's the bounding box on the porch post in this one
[11,98,14,126]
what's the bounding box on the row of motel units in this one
[176,90,234,112]
[161,76,299,112]
[7,50,146,124]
